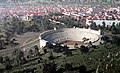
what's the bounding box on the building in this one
[39,28,101,49]
[86,19,120,26]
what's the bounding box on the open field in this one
[0,32,40,57]
[14,32,40,46]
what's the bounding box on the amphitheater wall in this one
[39,28,101,48]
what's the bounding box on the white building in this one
[86,19,120,26]
[20,14,34,21]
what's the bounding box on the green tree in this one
[28,49,33,58]
[80,45,89,53]
[44,49,47,54]
[4,56,10,62]
[112,36,120,46]
[4,56,13,70]
[0,56,3,63]
[74,43,78,49]
[34,45,40,56]
[64,50,72,56]
[64,63,73,71]
[48,51,54,60]
[102,21,106,30]
[43,62,57,73]
[101,35,110,43]
[79,65,87,73]
[13,49,26,66]
[111,23,118,34]
[90,21,97,30]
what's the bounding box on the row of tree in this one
[90,21,120,34]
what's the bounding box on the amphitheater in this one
[39,28,101,49]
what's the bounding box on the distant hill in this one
[0,0,119,3]
[0,0,120,6]
[0,0,8,3]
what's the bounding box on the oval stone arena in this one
[39,28,101,49]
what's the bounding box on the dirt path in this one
[14,32,40,46]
